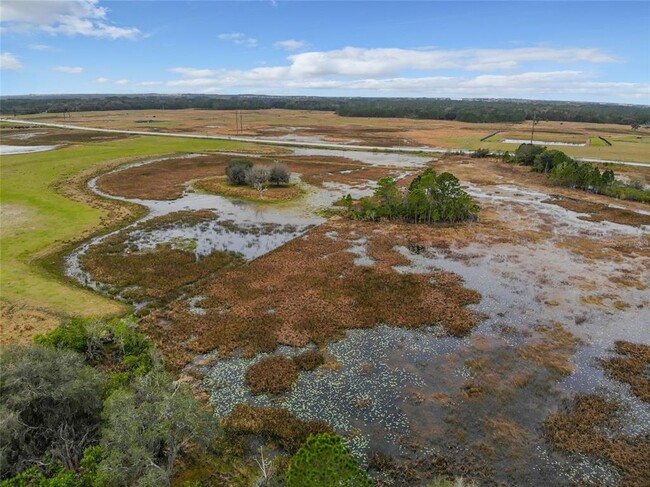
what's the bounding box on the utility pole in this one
[530,111,537,144]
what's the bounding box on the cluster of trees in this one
[340,169,479,224]
[3,94,648,125]
[226,160,290,190]
[507,144,650,202]
[0,318,375,486]
[0,318,216,487]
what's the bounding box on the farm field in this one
[1,122,649,485]
[19,108,650,163]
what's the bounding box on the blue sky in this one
[1,1,648,103]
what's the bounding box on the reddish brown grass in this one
[544,394,650,486]
[221,404,332,453]
[142,219,482,370]
[600,341,650,403]
[244,355,298,395]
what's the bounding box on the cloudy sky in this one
[1,1,648,103]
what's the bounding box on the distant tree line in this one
[1,94,648,125]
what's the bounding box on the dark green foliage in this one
[98,371,218,487]
[3,95,648,125]
[0,345,105,477]
[347,169,479,224]
[34,317,154,388]
[470,148,491,158]
[286,434,373,487]
[549,159,615,192]
[225,159,253,185]
[269,162,291,185]
[514,143,545,166]
[531,149,572,173]
[511,144,650,202]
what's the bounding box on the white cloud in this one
[163,45,638,100]
[139,81,163,86]
[27,43,53,50]
[217,32,257,48]
[0,52,23,70]
[274,39,308,51]
[0,0,141,39]
[168,78,218,87]
[284,47,616,77]
[115,79,129,85]
[169,67,218,78]
[54,65,83,73]
[94,77,110,83]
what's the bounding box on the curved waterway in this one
[64,149,426,293]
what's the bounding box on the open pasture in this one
[19,108,650,163]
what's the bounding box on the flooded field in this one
[64,146,650,485]
[0,144,58,155]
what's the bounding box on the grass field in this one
[19,108,650,163]
[0,131,251,342]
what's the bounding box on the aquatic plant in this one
[222,404,332,454]
[293,350,325,371]
[286,434,372,487]
[245,356,298,395]
[600,341,650,403]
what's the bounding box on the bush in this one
[222,404,332,454]
[269,162,291,185]
[226,159,253,185]
[470,148,491,158]
[245,355,298,395]
[246,165,271,190]
[286,434,372,487]
[514,143,545,166]
[98,371,217,487]
[34,317,154,386]
[293,350,325,371]
[0,345,105,477]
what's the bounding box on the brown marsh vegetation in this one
[142,219,482,370]
[544,394,650,486]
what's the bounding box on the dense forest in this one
[1,94,649,125]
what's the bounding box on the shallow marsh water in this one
[66,147,649,485]
[0,144,58,155]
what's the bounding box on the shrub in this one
[226,159,253,185]
[470,148,491,158]
[269,162,291,185]
[222,404,332,454]
[35,317,154,385]
[293,350,325,371]
[0,345,105,477]
[514,143,545,166]
[286,434,372,487]
[246,165,271,190]
[98,371,217,487]
[245,355,298,395]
